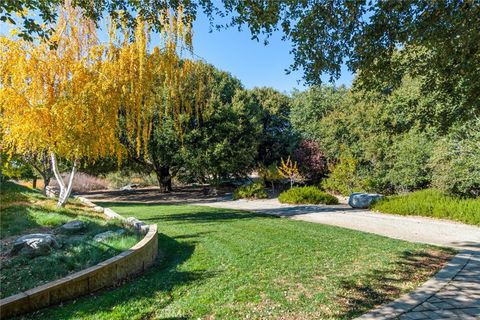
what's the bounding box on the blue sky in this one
[191,12,354,93]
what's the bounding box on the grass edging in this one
[0,202,158,319]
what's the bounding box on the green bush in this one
[321,156,365,196]
[371,188,480,225]
[233,182,268,200]
[385,130,434,192]
[429,121,480,198]
[278,186,338,205]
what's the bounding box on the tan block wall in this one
[0,224,158,319]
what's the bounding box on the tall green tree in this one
[250,87,298,167]
[120,61,260,191]
[290,86,347,144]
[180,91,262,184]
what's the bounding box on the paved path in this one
[197,198,480,319]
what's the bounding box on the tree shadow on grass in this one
[26,233,217,320]
[335,249,455,319]
[99,201,278,224]
[142,210,275,224]
[0,205,45,239]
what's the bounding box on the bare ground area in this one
[77,185,234,205]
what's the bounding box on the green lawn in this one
[0,182,141,298]
[371,188,480,226]
[22,202,455,320]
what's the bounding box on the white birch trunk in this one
[50,152,77,207]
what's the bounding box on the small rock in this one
[125,217,146,230]
[60,220,85,233]
[119,184,133,191]
[93,229,126,242]
[348,192,384,209]
[11,234,60,257]
[139,225,150,234]
[93,206,104,212]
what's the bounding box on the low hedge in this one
[233,182,268,200]
[278,186,338,205]
[371,188,480,225]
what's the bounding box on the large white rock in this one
[348,192,384,209]
[11,234,60,257]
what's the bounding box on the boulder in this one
[60,220,85,233]
[93,229,126,242]
[348,192,384,209]
[11,234,60,257]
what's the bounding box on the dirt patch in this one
[78,185,235,205]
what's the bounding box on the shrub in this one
[429,122,480,198]
[371,189,480,226]
[233,182,268,200]
[292,140,327,183]
[321,156,365,196]
[104,171,157,189]
[384,130,435,192]
[278,186,338,205]
[258,163,285,191]
[277,156,300,188]
[50,172,108,193]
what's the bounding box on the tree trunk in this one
[155,166,172,193]
[41,175,51,196]
[26,151,53,196]
[32,177,37,189]
[50,153,77,207]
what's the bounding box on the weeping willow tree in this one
[108,8,214,192]
[0,3,211,203]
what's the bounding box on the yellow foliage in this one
[278,156,299,180]
[0,3,210,163]
[1,5,122,162]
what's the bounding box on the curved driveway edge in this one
[356,250,479,319]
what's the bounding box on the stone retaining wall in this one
[0,203,158,319]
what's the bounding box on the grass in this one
[0,182,142,298]
[371,188,480,226]
[23,201,455,320]
[279,186,339,205]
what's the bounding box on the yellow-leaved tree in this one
[1,5,123,206]
[1,3,210,205]
[278,156,300,188]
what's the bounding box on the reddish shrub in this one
[293,140,327,183]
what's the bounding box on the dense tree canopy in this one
[6,1,479,106]
[250,87,297,167]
